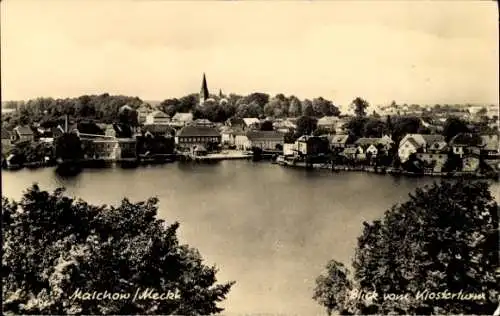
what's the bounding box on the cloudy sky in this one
[1,0,498,107]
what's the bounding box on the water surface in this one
[2,161,498,314]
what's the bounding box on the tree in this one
[350,97,369,118]
[313,260,353,316]
[288,97,302,117]
[391,116,421,145]
[363,118,386,138]
[2,184,234,315]
[295,116,318,137]
[313,180,499,315]
[236,102,262,118]
[344,117,368,138]
[159,98,181,117]
[302,99,316,117]
[476,107,488,117]
[385,115,393,136]
[55,133,83,162]
[443,117,470,142]
[313,97,340,117]
[245,92,270,108]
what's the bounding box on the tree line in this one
[1,92,345,129]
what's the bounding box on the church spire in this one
[219,89,223,98]
[200,73,209,106]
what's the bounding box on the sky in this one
[1,0,499,108]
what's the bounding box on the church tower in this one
[199,73,209,106]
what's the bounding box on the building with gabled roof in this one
[2,128,12,147]
[12,125,35,143]
[145,110,170,125]
[398,133,446,162]
[243,118,260,129]
[329,134,355,149]
[317,116,340,131]
[171,112,194,127]
[246,130,284,151]
[176,125,221,152]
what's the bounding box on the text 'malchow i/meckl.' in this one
[349,289,487,302]
[69,288,181,302]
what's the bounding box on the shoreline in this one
[3,155,498,180]
[277,160,498,180]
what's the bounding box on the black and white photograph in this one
[1,0,499,315]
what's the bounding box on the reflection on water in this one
[2,161,498,315]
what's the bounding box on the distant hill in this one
[144,100,162,106]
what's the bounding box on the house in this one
[192,145,208,156]
[329,134,355,150]
[176,125,221,152]
[246,131,284,151]
[2,128,12,147]
[317,116,340,132]
[118,138,137,159]
[220,126,234,146]
[462,156,480,172]
[145,110,170,125]
[354,138,382,159]
[415,152,449,172]
[235,133,250,150]
[243,118,260,130]
[142,124,175,138]
[335,117,351,134]
[220,126,246,147]
[12,126,35,143]
[398,134,446,162]
[226,117,245,129]
[272,119,297,133]
[283,143,296,156]
[341,147,361,160]
[52,126,65,139]
[90,138,120,161]
[137,104,153,124]
[104,125,117,138]
[379,135,395,150]
[479,134,499,158]
[296,135,330,156]
[273,118,297,132]
[191,119,214,127]
[449,133,482,158]
[171,112,194,127]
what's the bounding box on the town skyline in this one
[1,1,498,106]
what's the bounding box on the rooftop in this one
[178,125,221,137]
[329,134,350,144]
[246,130,284,141]
[172,112,193,122]
[14,125,34,136]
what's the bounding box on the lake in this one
[2,161,498,315]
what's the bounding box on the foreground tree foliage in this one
[2,185,234,315]
[314,180,499,315]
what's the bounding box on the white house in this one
[145,110,170,125]
[243,118,260,129]
[283,143,297,156]
[137,104,153,124]
[398,134,445,162]
[317,116,340,132]
[171,112,194,127]
[235,134,251,150]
